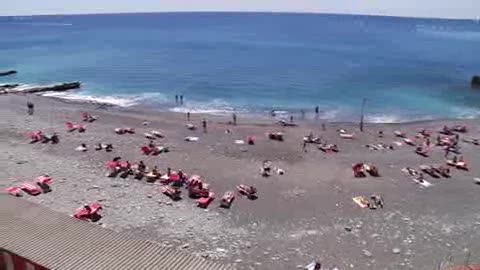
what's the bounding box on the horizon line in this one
[0,10,476,21]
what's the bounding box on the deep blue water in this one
[0,13,479,122]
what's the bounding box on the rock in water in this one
[472,76,480,89]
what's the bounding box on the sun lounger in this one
[220,191,235,208]
[419,165,440,178]
[339,133,354,139]
[197,192,215,208]
[452,125,467,133]
[319,144,339,153]
[462,138,479,145]
[432,165,450,178]
[81,112,97,122]
[186,123,196,130]
[364,164,380,177]
[394,131,406,138]
[151,130,164,138]
[73,203,102,221]
[185,136,199,142]
[304,261,322,270]
[145,172,160,182]
[352,163,366,178]
[415,147,429,157]
[267,132,284,141]
[352,196,370,208]
[237,184,257,200]
[403,138,415,146]
[277,120,297,127]
[6,187,22,197]
[456,161,468,170]
[19,182,42,196]
[144,133,156,140]
[162,186,181,201]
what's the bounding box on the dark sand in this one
[1,94,480,270]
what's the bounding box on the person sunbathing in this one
[138,161,146,172]
[50,133,59,144]
[105,144,113,152]
[95,143,103,151]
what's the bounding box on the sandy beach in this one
[1,94,480,270]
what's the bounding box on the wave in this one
[41,92,140,107]
[169,99,236,115]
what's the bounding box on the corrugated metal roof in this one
[0,194,235,270]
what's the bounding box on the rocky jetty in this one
[0,82,81,95]
[0,70,17,76]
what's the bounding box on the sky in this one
[2,0,480,19]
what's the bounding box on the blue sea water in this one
[0,12,479,122]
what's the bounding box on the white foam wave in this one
[169,99,235,115]
[41,92,139,107]
[450,107,480,119]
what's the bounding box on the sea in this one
[0,12,479,123]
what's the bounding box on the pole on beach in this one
[360,98,366,132]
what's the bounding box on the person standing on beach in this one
[175,95,178,105]
[202,118,207,133]
[315,106,319,115]
[27,101,34,115]
[232,113,237,125]
[180,95,184,105]
[290,115,294,123]
[187,111,191,122]
[300,109,305,120]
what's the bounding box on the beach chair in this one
[452,125,467,133]
[28,130,44,143]
[237,184,257,200]
[419,165,440,178]
[394,130,406,138]
[415,147,429,157]
[432,165,450,178]
[267,132,284,141]
[339,133,354,139]
[151,130,164,138]
[73,203,102,221]
[66,122,77,132]
[352,163,366,178]
[35,175,53,192]
[220,191,235,208]
[185,136,199,142]
[352,196,370,208]
[19,182,42,196]
[144,133,156,140]
[141,146,152,155]
[186,123,196,130]
[6,187,22,197]
[162,186,181,201]
[456,161,468,171]
[403,138,415,146]
[364,164,380,177]
[197,192,215,208]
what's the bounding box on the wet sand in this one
[1,94,480,270]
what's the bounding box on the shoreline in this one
[19,92,479,126]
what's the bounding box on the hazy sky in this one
[2,0,479,19]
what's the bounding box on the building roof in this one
[0,194,234,270]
